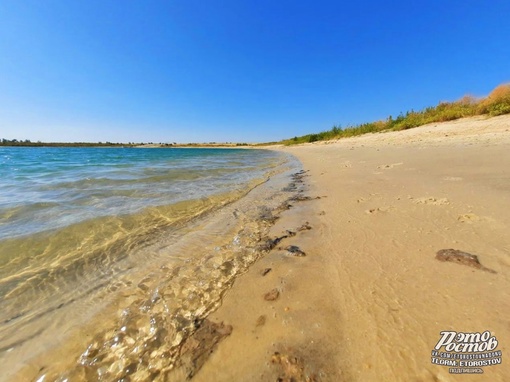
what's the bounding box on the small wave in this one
[0,202,60,220]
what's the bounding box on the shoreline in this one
[3,115,510,380]
[3,152,303,381]
[192,115,510,381]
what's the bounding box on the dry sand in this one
[193,115,510,381]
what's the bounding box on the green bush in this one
[488,102,510,116]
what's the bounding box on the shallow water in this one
[0,147,280,240]
[0,146,301,381]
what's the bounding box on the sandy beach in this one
[193,115,510,381]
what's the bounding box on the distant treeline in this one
[0,139,139,147]
[281,82,510,145]
[0,139,251,148]
[0,140,184,147]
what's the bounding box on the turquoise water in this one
[0,146,299,381]
[0,147,281,240]
[0,147,299,381]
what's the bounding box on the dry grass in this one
[477,83,510,116]
[282,82,510,145]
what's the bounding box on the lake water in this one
[0,146,301,381]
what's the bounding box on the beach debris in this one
[273,235,289,246]
[279,202,293,211]
[261,268,272,276]
[271,351,318,382]
[291,170,308,180]
[261,227,309,254]
[289,194,313,202]
[283,183,299,192]
[257,237,279,252]
[297,222,312,231]
[257,234,290,252]
[264,288,280,301]
[258,206,279,224]
[289,194,323,202]
[219,259,235,276]
[283,177,300,191]
[256,315,266,327]
[285,245,306,257]
[178,319,233,379]
[435,249,496,273]
[283,170,308,192]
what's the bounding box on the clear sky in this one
[1,1,509,143]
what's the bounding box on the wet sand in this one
[195,115,510,381]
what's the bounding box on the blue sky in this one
[1,1,509,143]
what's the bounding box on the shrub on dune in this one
[478,83,510,116]
[279,82,510,145]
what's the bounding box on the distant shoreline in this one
[0,142,254,148]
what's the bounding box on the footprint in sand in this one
[458,213,480,223]
[413,197,450,206]
[255,315,266,327]
[377,162,403,170]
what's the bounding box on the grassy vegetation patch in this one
[281,83,510,145]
